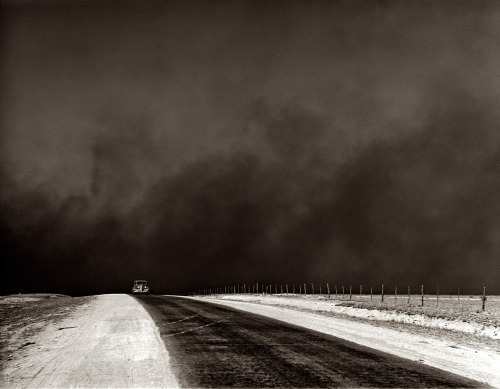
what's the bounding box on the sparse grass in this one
[310,294,500,327]
[0,294,94,369]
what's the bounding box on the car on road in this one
[132,280,150,295]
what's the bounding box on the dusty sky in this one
[2,0,500,295]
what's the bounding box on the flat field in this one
[325,293,499,326]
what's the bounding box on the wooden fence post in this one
[293,284,295,294]
[421,284,424,307]
[320,283,322,295]
[342,285,345,299]
[281,285,283,294]
[349,285,352,300]
[299,284,302,294]
[286,284,289,295]
[335,285,338,299]
[482,286,487,311]
[381,284,384,302]
[311,283,314,294]
[360,284,363,296]
[395,285,397,302]
[327,283,331,298]
[458,286,460,302]
[370,286,373,302]
[407,285,410,304]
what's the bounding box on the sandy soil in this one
[190,295,500,388]
[0,294,179,388]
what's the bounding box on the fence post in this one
[299,284,302,294]
[342,285,345,299]
[360,284,363,296]
[311,283,315,294]
[395,285,397,302]
[407,285,410,304]
[349,285,352,300]
[327,283,331,298]
[436,285,439,307]
[458,286,460,302]
[281,285,283,294]
[370,286,373,302]
[381,284,384,302]
[320,283,322,295]
[304,284,307,295]
[293,284,295,294]
[335,285,338,299]
[421,284,424,307]
[286,284,289,295]
[482,286,487,311]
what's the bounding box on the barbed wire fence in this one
[188,283,490,311]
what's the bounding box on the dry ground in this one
[0,294,94,371]
[0,294,178,388]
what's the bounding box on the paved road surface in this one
[136,295,485,388]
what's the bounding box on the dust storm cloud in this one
[1,0,500,295]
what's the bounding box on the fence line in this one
[188,283,491,311]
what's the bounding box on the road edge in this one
[183,296,499,388]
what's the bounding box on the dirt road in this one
[193,296,500,387]
[0,294,179,388]
[137,295,485,388]
[2,294,495,388]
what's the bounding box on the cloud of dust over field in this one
[1,0,500,294]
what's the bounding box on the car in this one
[132,280,150,295]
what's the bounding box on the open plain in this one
[1,293,499,388]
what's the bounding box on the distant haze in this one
[2,0,500,295]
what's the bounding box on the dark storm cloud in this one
[247,100,327,170]
[90,106,159,206]
[303,85,500,288]
[2,0,500,295]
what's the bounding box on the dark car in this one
[132,280,150,294]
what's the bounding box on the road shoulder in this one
[187,296,499,388]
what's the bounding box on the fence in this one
[189,283,490,311]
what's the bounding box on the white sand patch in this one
[188,295,500,388]
[2,294,179,388]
